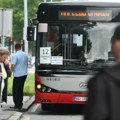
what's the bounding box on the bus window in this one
[38,23,119,67]
[70,26,91,63]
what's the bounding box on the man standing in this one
[11,44,28,110]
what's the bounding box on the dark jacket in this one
[84,64,120,120]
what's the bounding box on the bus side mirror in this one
[38,23,48,33]
[27,26,35,41]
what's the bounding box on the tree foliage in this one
[0,0,61,53]
[0,0,23,43]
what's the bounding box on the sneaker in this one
[14,108,21,111]
[18,108,25,112]
[1,102,7,108]
[10,106,15,109]
[10,106,18,111]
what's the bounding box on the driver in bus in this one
[84,25,120,120]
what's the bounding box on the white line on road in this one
[31,104,40,112]
[21,116,30,120]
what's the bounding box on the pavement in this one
[0,96,35,120]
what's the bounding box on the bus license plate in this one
[74,96,87,102]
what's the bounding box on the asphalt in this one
[0,96,35,120]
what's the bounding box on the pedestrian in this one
[2,51,11,103]
[84,25,120,120]
[11,43,28,111]
[0,48,11,104]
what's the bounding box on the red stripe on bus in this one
[35,91,88,104]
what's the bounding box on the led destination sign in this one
[59,10,112,21]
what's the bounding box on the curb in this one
[8,112,23,120]
[22,96,35,111]
[8,96,35,120]
[1,96,35,120]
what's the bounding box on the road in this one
[21,104,84,120]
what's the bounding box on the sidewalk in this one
[0,96,35,120]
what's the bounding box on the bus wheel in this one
[41,104,55,111]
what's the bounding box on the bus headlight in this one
[47,88,51,92]
[37,84,42,89]
[36,82,58,93]
[42,87,46,92]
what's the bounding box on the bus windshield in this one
[38,22,119,69]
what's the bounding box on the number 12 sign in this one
[40,47,51,64]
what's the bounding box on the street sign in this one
[0,10,2,36]
[3,9,13,37]
[0,9,13,46]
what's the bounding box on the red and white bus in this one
[34,1,120,110]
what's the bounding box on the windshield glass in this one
[38,22,119,68]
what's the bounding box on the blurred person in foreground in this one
[11,44,28,111]
[84,26,120,120]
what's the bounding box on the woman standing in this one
[0,48,11,103]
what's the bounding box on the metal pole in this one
[23,0,28,53]
[10,44,12,53]
[2,9,5,47]
[44,0,47,2]
[50,0,53,2]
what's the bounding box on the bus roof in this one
[39,2,120,7]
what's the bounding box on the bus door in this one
[62,24,88,66]
[51,24,88,66]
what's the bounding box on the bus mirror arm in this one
[28,19,39,26]
[32,19,39,25]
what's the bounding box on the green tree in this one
[27,0,61,54]
[0,0,24,43]
[0,0,61,53]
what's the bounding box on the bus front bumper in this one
[35,91,88,104]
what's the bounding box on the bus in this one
[34,1,120,110]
